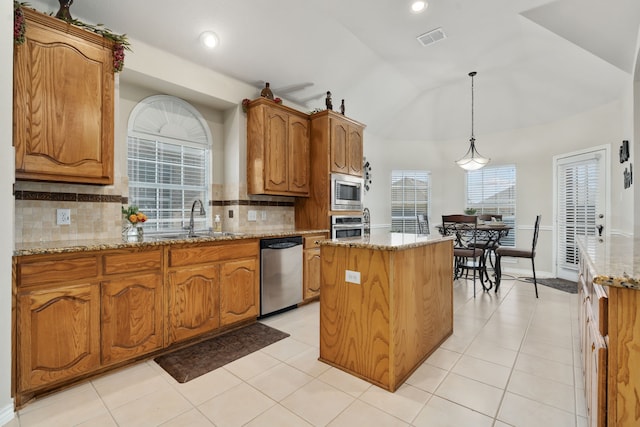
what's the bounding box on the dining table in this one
[437,221,513,290]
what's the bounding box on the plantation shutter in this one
[466,165,516,246]
[391,170,431,233]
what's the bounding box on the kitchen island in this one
[319,231,454,392]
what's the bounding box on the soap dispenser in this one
[214,214,222,232]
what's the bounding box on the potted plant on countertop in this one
[464,207,477,215]
[122,205,147,241]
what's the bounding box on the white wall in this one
[365,100,629,277]
[1,0,15,423]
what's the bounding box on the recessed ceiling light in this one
[199,31,219,49]
[411,1,428,13]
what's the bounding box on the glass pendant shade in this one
[457,71,489,171]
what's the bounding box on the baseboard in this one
[0,402,16,426]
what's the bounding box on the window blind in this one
[558,159,598,269]
[466,165,516,246]
[391,170,431,234]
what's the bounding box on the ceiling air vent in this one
[416,27,446,47]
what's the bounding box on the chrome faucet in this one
[188,199,206,237]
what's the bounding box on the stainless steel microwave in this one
[331,173,364,211]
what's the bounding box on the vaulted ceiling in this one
[29,0,640,141]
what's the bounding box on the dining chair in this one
[416,214,430,235]
[495,215,541,298]
[474,214,503,268]
[441,214,486,297]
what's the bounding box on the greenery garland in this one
[13,1,131,73]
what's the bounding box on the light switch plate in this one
[345,270,361,284]
[56,209,71,225]
[248,210,257,221]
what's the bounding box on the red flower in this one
[274,97,282,104]
[241,98,251,113]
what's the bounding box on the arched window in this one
[127,95,212,233]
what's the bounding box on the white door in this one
[554,147,608,281]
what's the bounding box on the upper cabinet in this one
[13,8,115,185]
[247,98,310,197]
[329,115,364,177]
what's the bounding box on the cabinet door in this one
[101,273,164,365]
[330,120,349,174]
[264,108,289,192]
[168,266,220,343]
[348,125,364,176]
[288,115,310,194]
[586,320,607,427]
[14,10,114,184]
[304,248,321,300]
[18,283,100,391]
[220,258,259,326]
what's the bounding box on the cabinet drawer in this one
[591,283,608,336]
[169,240,258,267]
[103,249,162,275]
[18,255,99,287]
[304,234,326,249]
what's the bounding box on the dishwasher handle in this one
[266,241,299,250]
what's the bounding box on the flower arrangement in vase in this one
[121,206,147,241]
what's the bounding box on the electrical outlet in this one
[56,209,71,225]
[261,210,267,220]
[248,210,257,221]
[345,270,361,284]
[228,209,234,219]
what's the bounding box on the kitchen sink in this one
[155,231,245,240]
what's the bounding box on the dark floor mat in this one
[524,277,578,294]
[154,322,289,383]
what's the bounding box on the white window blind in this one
[466,165,516,246]
[127,95,211,234]
[391,170,431,233]
[558,159,598,269]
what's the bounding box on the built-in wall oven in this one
[331,173,364,211]
[331,215,364,240]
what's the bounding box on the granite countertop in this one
[319,230,454,251]
[578,235,640,291]
[14,229,329,256]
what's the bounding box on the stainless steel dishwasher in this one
[260,236,303,317]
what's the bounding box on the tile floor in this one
[3,277,587,427]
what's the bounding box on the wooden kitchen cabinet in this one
[247,98,310,196]
[330,115,364,176]
[13,8,114,185]
[220,258,259,326]
[17,282,100,391]
[303,234,325,301]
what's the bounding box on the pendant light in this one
[456,71,490,171]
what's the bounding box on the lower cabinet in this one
[101,273,164,365]
[17,282,101,391]
[168,265,221,343]
[220,258,259,326]
[303,234,325,301]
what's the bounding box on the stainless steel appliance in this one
[331,215,365,239]
[331,173,364,211]
[260,236,303,317]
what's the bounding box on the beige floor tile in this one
[507,370,575,413]
[260,336,313,361]
[434,372,503,417]
[17,385,108,427]
[440,333,473,353]
[110,387,192,427]
[159,408,214,426]
[465,339,519,367]
[74,413,118,426]
[317,367,372,398]
[514,352,575,386]
[197,382,275,427]
[171,366,242,406]
[493,421,515,427]
[451,354,512,389]
[327,400,409,427]
[412,395,494,427]
[17,382,94,415]
[425,347,462,371]
[248,363,314,401]
[520,337,574,365]
[92,362,171,410]
[406,360,449,393]
[285,347,332,377]
[359,383,431,423]
[1,417,19,427]
[224,349,281,381]
[497,391,575,427]
[244,404,313,427]
[280,379,354,426]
